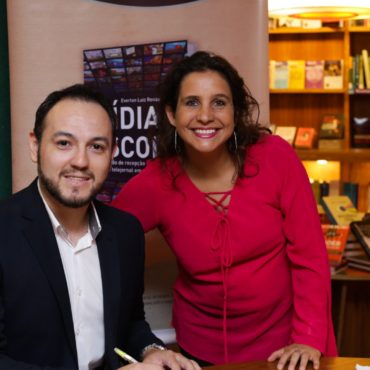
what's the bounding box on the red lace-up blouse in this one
[112,134,337,364]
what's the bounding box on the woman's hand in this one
[268,343,321,370]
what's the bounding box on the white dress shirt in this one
[38,183,104,370]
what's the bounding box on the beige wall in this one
[7,0,269,192]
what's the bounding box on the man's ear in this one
[165,106,176,127]
[28,132,39,163]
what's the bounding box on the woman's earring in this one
[174,130,180,153]
[233,131,238,153]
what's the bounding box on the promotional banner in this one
[83,40,188,342]
[83,40,187,202]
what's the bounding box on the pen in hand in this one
[114,347,139,364]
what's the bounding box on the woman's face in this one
[166,70,235,157]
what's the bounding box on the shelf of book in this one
[350,89,370,95]
[269,20,370,212]
[296,148,370,162]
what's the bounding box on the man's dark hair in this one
[34,84,117,143]
[154,51,269,178]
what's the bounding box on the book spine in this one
[362,49,370,89]
[343,182,359,208]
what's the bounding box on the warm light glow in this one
[303,160,340,182]
[269,0,370,20]
[317,159,329,165]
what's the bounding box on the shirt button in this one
[76,288,82,297]
[76,328,80,336]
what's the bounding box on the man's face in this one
[29,98,114,209]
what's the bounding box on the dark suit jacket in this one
[0,179,162,370]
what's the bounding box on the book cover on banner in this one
[323,60,343,89]
[321,195,365,225]
[83,40,189,203]
[288,60,305,89]
[321,224,350,268]
[84,40,189,343]
[305,60,324,89]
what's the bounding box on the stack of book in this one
[348,49,370,92]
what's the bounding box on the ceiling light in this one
[268,0,370,20]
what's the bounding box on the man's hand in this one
[142,348,201,370]
[267,343,321,370]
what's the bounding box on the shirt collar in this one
[37,179,102,239]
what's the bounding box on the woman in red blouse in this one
[112,51,337,368]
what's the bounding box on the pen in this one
[114,347,139,364]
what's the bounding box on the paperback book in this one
[288,60,305,89]
[321,224,350,268]
[319,113,344,139]
[321,195,365,225]
[305,60,324,89]
[323,60,343,89]
[294,127,316,149]
[274,126,297,145]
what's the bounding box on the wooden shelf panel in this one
[296,148,370,162]
[270,89,346,94]
[269,27,344,34]
[349,27,370,33]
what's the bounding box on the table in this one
[207,357,370,370]
[331,268,370,355]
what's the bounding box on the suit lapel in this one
[21,181,78,363]
[96,214,121,362]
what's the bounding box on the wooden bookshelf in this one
[269,22,370,211]
[296,148,370,162]
[270,88,346,94]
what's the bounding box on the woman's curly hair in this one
[153,50,269,178]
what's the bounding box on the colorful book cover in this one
[321,195,365,225]
[322,224,350,267]
[323,60,343,89]
[319,113,344,139]
[305,60,324,89]
[288,60,305,89]
[274,126,297,145]
[274,61,289,89]
[294,127,316,148]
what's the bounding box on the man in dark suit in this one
[0,84,199,370]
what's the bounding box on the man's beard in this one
[38,164,102,209]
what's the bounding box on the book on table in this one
[321,224,350,271]
[346,254,370,272]
[321,195,365,225]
